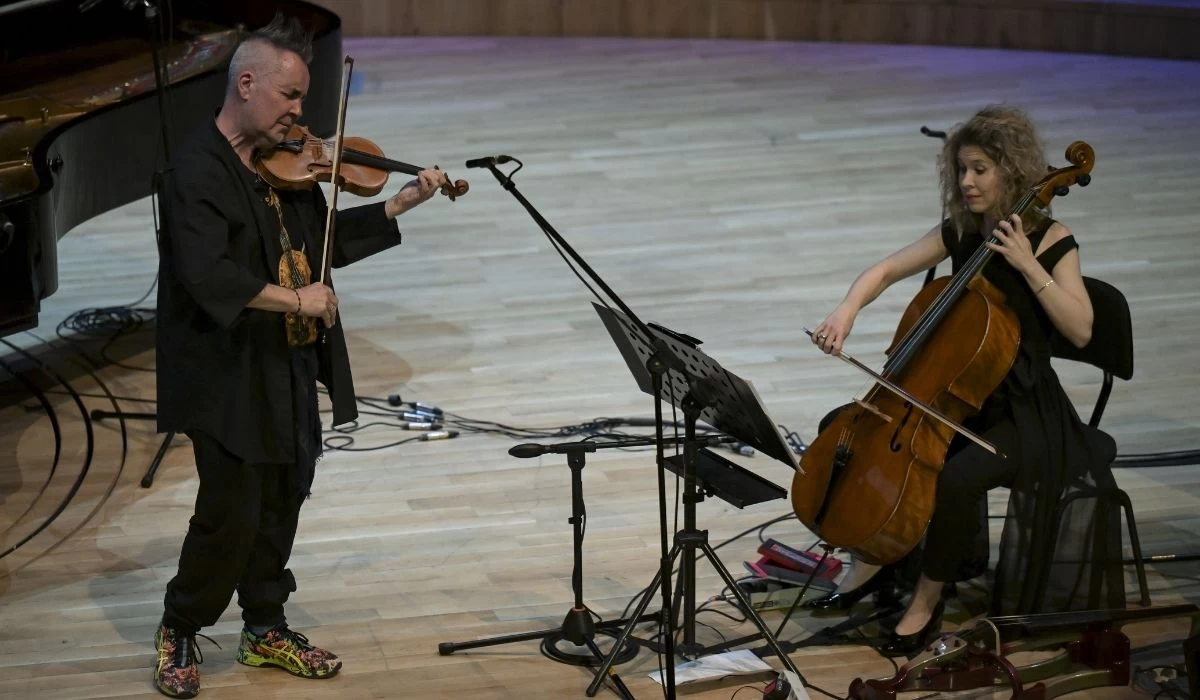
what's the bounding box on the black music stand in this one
[585,302,802,697]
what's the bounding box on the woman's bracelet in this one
[294,289,302,313]
[1036,278,1055,295]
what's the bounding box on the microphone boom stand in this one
[85,0,177,488]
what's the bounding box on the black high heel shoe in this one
[876,600,945,658]
[803,573,899,611]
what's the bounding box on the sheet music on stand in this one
[593,302,800,472]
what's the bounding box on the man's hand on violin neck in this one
[297,283,338,327]
[385,168,444,219]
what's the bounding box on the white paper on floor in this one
[647,649,773,686]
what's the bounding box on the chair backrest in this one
[1050,277,1133,379]
[1050,276,1134,427]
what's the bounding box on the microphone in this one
[464,155,513,169]
[509,441,598,458]
[920,125,947,140]
[387,394,443,415]
[509,444,545,458]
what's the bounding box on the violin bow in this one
[802,328,1004,457]
[318,55,354,285]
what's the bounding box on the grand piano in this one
[0,0,342,338]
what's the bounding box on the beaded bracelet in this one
[294,289,302,313]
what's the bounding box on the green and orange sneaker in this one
[235,624,341,679]
[153,624,202,698]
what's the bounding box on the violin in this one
[790,142,1095,566]
[255,123,469,200]
[255,55,467,347]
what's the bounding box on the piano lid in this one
[1,1,341,206]
[0,10,240,205]
[0,0,342,338]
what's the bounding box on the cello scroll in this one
[1035,141,1094,204]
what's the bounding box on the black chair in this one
[1042,276,1151,607]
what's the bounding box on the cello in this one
[790,141,1095,566]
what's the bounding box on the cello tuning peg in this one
[1077,174,1091,187]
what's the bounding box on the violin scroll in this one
[434,168,470,201]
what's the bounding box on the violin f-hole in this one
[889,402,913,452]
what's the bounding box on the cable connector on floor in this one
[421,430,459,441]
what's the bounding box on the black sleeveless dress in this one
[937,218,1127,615]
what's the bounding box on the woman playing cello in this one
[804,105,1124,657]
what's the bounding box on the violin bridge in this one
[853,399,892,423]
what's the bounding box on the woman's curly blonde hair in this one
[939,105,1050,235]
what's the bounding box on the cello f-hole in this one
[889,402,914,452]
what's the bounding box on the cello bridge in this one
[853,398,893,423]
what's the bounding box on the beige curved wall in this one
[311,0,1200,60]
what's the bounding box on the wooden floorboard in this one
[1,37,1199,699]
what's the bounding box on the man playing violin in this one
[803,105,1123,657]
[151,14,444,698]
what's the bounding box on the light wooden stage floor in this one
[2,37,1199,700]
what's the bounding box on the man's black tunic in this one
[155,118,402,473]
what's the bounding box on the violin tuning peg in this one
[1054,185,1070,197]
[1077,174,1091,187]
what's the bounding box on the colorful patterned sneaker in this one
[235,624,341,679]
[153,624,203,698]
